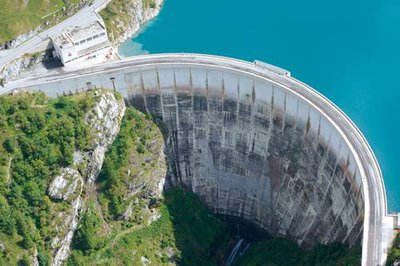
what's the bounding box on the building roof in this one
[67,21,105,43]
[51,21,105,49]
[52,33,74,49]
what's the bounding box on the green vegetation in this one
[69,188,231,265]
[97,108,164,219]
[387,232,400,265]
[235,239,361,266]
[69,107,231,265]
[144,0,157,8]
[163,189,230,265]
[0,91,96,264]
[0,0,83,43]
[72,201,104,254]
[99,0,157,42]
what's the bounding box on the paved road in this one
[0,0,110,68]
[0,53,394,265]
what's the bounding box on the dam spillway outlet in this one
[11,54,392,265]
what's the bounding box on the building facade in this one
[51,21,110,66]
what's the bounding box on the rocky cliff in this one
[0,52,46,82]
[48,91,125,265]
[100,0,164,46]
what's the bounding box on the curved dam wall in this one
[125,64,364,249]
[5,54,390,265]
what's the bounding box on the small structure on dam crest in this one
[2,53,397,266]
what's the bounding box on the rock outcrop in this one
[51,196,82,266]
[84,91,127,184]
[48,168,83,202]
[48,91,125,266]
[0,53,45,82]
[102,0,164,46]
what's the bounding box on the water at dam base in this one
[120,0,400,212]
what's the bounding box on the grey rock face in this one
[48,168,83,202]
[84,92,126,184]
[51,196,82,266]
[49,91,125,266]
[0,53,44,82]
[107,0,164,46]
[33,246,39,266]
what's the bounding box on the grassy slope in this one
[0,0,81,43]
[0,91,97,265]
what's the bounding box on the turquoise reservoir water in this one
[120,0,400,212]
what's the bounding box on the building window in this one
[87,36,93,41]
[99,32,105,36]
[93,34,99,39]
[74,42,79,45]
[80,39,86,44]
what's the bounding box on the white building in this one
[398,213,400,229]
[51,21,111,66]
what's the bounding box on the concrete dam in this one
[2,54,396,265]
